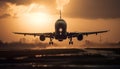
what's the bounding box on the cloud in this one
[0,0,31,5]
[0,0,56,17]
[0,14,11,19]
[63,0,120,19]
[0,0,55,6]
[0,0,120,19]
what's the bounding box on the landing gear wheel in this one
[51,42,53,45]
[69,37,73,45]
[69,41,73,45]
[49,38,53,45]
[49,41,53,45]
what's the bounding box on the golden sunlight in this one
[7,3,54,26]
[22,4,53,26]
[25,12,51,23]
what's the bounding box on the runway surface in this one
[0,48,120,69]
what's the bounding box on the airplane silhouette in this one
[13,10,109,45]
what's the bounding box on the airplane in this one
[13,10,109,45]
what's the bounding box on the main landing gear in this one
[69,38,73,45]
[49,38,53,45]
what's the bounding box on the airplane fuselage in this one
[55,19,67,41]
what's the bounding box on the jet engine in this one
[39,35,45,41]
[77,34,83,41]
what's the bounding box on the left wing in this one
[13,32,54,38]
[68,30,109,37]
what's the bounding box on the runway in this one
[0,48,120,69]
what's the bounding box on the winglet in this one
[12,32,21,34]
[106,30,110,32]
[13,32,17,34]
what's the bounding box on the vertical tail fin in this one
[60,10,62,19]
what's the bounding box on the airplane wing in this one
[13,32,54,38]
[13,30,109,45]
[69,30,109,37]
[13,30,109,37]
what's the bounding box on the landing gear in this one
[69,41,73,45]
[69,38,73,45]
[49,41,53,45]
[49,38,53,45]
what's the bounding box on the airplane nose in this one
[59,28,63,35]
[59,28,63,32]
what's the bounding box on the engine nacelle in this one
[77,34,83,41]
[39,35,45,41]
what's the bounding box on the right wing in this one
[68,30,109,37]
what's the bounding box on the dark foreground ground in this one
[0,48,120,69]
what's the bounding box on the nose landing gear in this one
[49,41,53,45]
[69,38,73,45]
[49,38,53,45]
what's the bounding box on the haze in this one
[0,0,120,44]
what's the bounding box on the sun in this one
[20,4,54,26]
[25,12,51,23]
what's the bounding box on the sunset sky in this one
[0,0,120,44]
